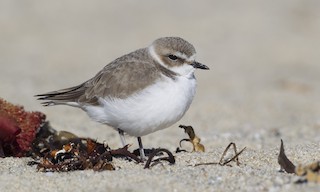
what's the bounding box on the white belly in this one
[83,75,197,137]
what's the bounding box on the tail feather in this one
[35,83,86,106]
[40,101,56,106]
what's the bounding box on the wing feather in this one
[35,49,169,106]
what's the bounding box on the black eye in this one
[168,54,178,61]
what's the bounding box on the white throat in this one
[170,64,195,78]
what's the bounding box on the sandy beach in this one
[1,0,320,191]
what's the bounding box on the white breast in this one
[83,75,197,137]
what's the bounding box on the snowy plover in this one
[36,37,209,159]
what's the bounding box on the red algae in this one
[0,98,46,157]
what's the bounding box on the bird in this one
[36,37,209,160]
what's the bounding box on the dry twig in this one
[193,142,246,167]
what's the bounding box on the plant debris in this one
[29,124,144,172]
[144,148,175,169]
[178,125,205,152]
[0,98,46,157]
[29,123,178,171]
[277,139,320,183]
[31,141,138,172]
[278,139,295,173]
[295,161,320,183]
[193,142,246,167]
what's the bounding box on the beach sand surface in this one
[1,0,320,191]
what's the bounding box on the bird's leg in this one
[137,137,146,161]
[118,128,126,146]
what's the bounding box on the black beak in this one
[191,61,209,70]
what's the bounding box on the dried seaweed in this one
[29,125,143,172]
[295,162,320,183]
[31,141,115,172]
[278,139,295,173]
[144,148,175,169]
[193,142,246,167]
[277,139,320,183]
[178,125,205,152]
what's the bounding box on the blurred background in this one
[1,0,319,150]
